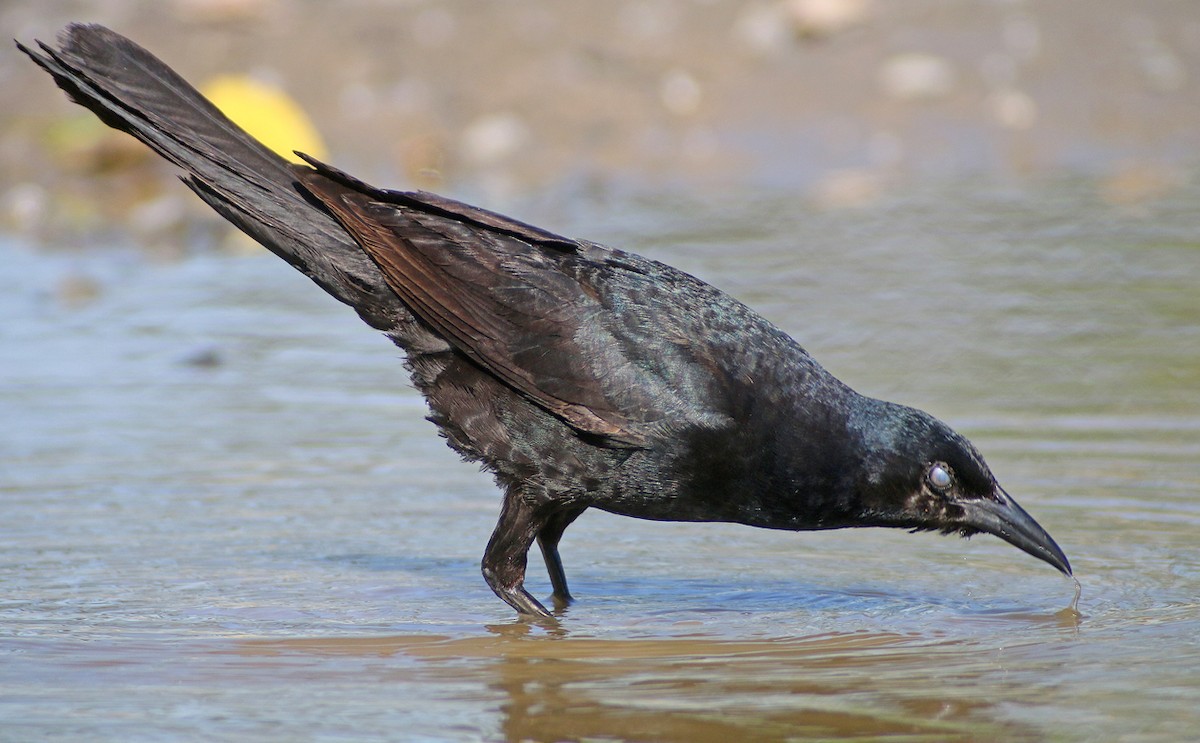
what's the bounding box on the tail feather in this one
[19,23,404,330]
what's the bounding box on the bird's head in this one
[847,399,1071,576]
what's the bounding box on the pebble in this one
[180,345,223,368]
[56,273,102,310]
[733,3,792,54]
[988,88,1038,130]
[879,53,958,101]
[461,113,529,166]
[1,182,48,232]
[660,69,703,116]
[787,0,874,39]
[1139,45,1187,92]
[734,0,873,51]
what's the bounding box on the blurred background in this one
[4,2,1200,741]
[4,0,1199,247]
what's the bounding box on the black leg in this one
[482,490,555,618]
[537,507,586,607]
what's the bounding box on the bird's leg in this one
[537,507,586,608]
[482,490,554,618]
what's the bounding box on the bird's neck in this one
[674,380,869,531]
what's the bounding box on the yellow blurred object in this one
[201,74,327,162]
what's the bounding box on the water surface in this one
[3,180,1198,741]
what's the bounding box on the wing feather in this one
[294,163,658,446]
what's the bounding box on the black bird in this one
[20,24,1071,618]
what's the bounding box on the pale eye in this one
[928,464,953,491]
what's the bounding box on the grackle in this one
[20,24,1071,618]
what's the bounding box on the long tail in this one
[18,23,404,331]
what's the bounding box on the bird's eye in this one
[927,463,953,491]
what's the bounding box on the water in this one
[2,179,1198,741]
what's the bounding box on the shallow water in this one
[3,180,1199,741]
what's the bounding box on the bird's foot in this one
[504,586,555,620]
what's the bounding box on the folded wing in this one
[295,157,719,447]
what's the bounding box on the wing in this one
[293,157,713,447]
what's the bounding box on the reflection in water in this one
[236,630,1041,741]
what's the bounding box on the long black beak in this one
[960,488,1072,575]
